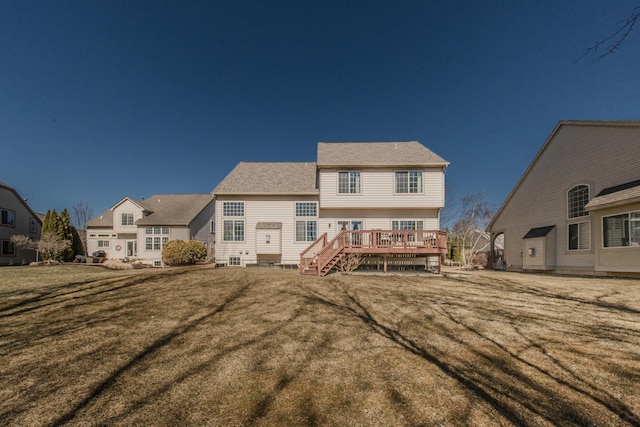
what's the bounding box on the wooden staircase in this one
[301,247,344,277]
[300,233,347,277]
[300,229,448,277]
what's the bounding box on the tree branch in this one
[577,6,640,62]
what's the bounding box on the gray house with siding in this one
[0,181,42,265]
[488,120,640,276]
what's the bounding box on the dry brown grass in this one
[0,265,639,426]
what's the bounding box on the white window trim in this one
[602,210,640,248]
[337,171,362,195]
[567,184,590,220]
[295,202,318,217]
[222,202,245,217]
[121,212,135,226]
[394,170,424,194]
[568,220,591,251]
[223,220,245,242]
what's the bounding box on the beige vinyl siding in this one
[319,208,440,240]
[112,200,144,234]
[215,195,318,266]
[0,186,41,264]
[491,123,640,272]
[86,228,118,259]
[590,201,640,274]
[319,168,445,209]
[256,229,281,254]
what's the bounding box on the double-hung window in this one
[295,202,318,242]
[603,211,640,247]
[568,222,591,250]
[145,226,170,250]
[338,171,361,194]
[121,213,134,226]
[395,171,423,194]
[1,209,15,226]
[567,185,590,251]
[222,202,245,242]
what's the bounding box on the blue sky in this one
[2,0,639,223]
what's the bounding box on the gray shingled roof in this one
[585,180,640,211]
[213,162,318,195]
[85,210,114,227]
[85,194,214,227]
[135,194,214,225]
[317,141,448,167]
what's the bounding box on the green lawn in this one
[1,265,639,426]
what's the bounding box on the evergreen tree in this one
[59,209,75,260]
[40,209,78,260]
[41,210,52,235]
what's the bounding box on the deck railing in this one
[300,229,447,275]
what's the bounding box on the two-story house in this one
[85,194,215,266]
[0,181,42,265]
[213,141,449,275]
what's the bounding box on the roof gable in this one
[0,182,43,225]
[489,120,640,230]
[317,141,448,167]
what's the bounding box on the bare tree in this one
[10,235,36,251]
[38,232,71,263]
[578,6,640,62]
[72,200,93,230]
[451,192,495,268]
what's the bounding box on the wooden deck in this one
[300,229,448,276]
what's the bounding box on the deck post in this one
[383,254,388,273]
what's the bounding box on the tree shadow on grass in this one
[297,280,640,427]
[48,278,255,426]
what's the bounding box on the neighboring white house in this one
[213,141,449,272]
[488,120,640,276]
[85,194,215,266]
[0,181,42,265]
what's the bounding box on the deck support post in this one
[383,254,388,273]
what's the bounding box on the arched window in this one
[568,185,589,219]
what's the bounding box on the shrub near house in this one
[162,240,207,266]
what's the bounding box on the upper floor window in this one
[1,209,15,226]
[30,217,37,233]
[568,185,589,219]
[295,202,317,217]
[121,213,134,226]
[603,211,640,247]
[223,202,244,217]
[395,171,423,194]
[146,226,169,235]
[338,171,361,194]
